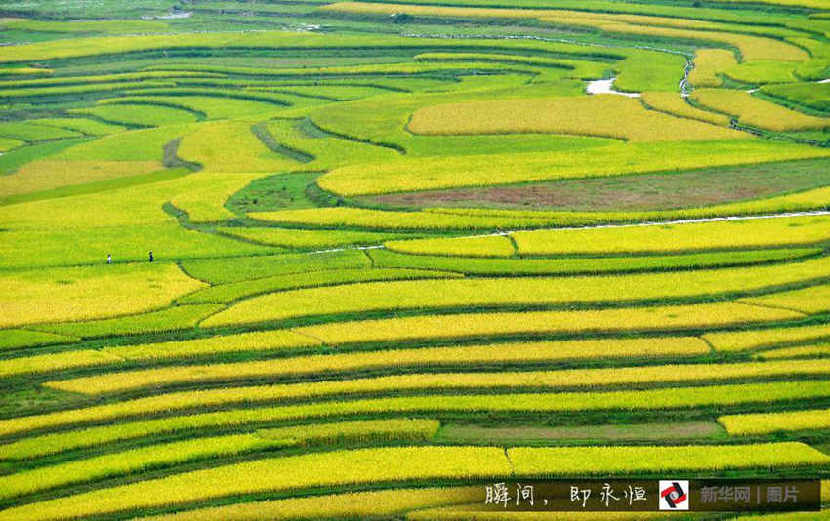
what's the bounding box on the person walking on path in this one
[148,250,154,262]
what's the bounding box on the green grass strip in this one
[0,330,75,352]
[369,248,819,276]
[31,304,222,339]
[177,268,463,305]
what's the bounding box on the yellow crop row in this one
[106,329,319,361]
[201,256,828,327]
[590,22,806,62]
[50,337,708,395]
[512,215,830,255]
[741,284,830,315]
[4,380,826,449]
[324,2,807,61]
[691,89,830,131]
[317,141,830,197]
[385,235,515,258]
[0,160,162,198]
[640,91,730,127]
[0,350,121,379]
[3,420,438,498]
[46,358,829,401]
[0,262,205,329]
[0,447,512,521]
[177,120,301,174]
[756,343,830,360]
[2,443,824,521]
[137,487,480,521]
[718,408,830,435]
[1,418,436,462]
[689,49,739,88]
[509,442,828,476]
[704,323,830,352]
[407,95,745,142]
[0,434,284,500]
[293,303,797,346]
[6,379,828,440]
[0,329,317,379]
[170,173,263,222]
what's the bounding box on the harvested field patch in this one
[438,421,725,444]
[365,158,830,212]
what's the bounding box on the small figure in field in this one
[148,250,154,262]
[106,254,112,264]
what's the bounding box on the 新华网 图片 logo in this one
[659,480,689,510]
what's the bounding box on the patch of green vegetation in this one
[226,172,325,216]
[31,304,223,339]
[0,385,84,421]
[179,268,459,304]
[0,138,87,175]
[0,121,81,141]
[762,83,830,113]
[180,250,371,284]
[0,222,274,269]
[72,103,199,128]
[0,137,23,152]
[0,329,75,351]
[368,247,820,275]
[29,117,126,136]
[218,226,412,250]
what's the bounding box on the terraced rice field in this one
[1,0,829,520]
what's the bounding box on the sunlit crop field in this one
[1,0,829,520]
